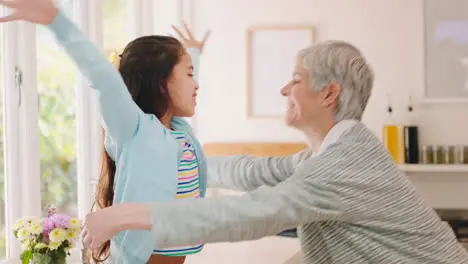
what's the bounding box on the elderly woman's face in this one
[281,57,340,129]
[281,57,320,128]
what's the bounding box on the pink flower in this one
[51,214,71,228]
[43,214,71,238]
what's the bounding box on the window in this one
[103,0,129,56]
[37,0,78,216]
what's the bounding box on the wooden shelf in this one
[398,164,468,173]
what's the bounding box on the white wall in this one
[193,0,468,145]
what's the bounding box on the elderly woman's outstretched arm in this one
[207,148,312,191]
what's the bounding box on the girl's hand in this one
[0,0,59,25]
[171,23,211,53]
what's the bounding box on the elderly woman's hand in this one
[81,203,151,250]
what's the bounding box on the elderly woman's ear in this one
[320,82,341,109]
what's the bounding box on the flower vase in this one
[30,253,66,264]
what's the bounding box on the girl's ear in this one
[159,80,167,94]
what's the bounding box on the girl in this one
[0,0,209,263]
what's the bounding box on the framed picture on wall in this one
[423,0,468,103]
[246,25,315,118]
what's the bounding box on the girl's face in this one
[167,52,199,117]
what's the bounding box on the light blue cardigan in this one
[47,10,207,263]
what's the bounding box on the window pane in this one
[0,25,6,259]
[37,0,77,216]
[103,0,129,56]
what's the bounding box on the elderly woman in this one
[79,40,468,263]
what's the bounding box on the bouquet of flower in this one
[13,206,81,264]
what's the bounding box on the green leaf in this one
[20,250,32,264]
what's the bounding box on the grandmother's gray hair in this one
[298,40,374,121]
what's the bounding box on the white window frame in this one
[17,22,42,222]
[1,15,23,263]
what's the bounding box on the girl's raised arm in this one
[0,1,150,145]
[47,11,144,145]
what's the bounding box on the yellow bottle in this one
[384,125,400,163]
[383,104,401,163]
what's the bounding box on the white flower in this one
[22,216,41,223]
[21,241,30,251]
[29,218,43,226]
[13,219,24,231]
[48,241,61,251]
[16,216,41,231]
[28,223,43,236]
[49,228,66,243]
[66,229,78,242]
[16,228,31,241]
[68,218,81,229]
[34,243,48,250]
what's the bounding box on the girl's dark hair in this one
[91,36,185,263]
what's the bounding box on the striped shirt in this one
[148,121,468,264]
[153,130,204,256]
